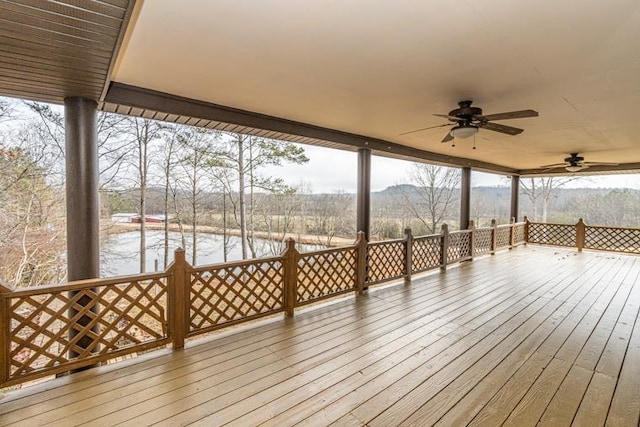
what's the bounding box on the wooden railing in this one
[525,217,640,254]
[0,221,526,388]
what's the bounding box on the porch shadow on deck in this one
[1,246,639,426]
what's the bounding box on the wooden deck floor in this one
[1,246,640,426]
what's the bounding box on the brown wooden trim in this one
[519,164,640,176]
[99,0,138,101]
[103,83,520,174]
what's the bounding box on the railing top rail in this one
[528,221,575,227]
[368,237,406,246]
[6,271,172,298]
[413,233,441,241]
[190,254,285,273]
[449,229,472,235]
[298,243,357,258]
[496,224,513,229]
[585,223,640,232]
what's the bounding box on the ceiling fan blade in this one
[399,122,452,136]
[480,110,539,121]
[582,161,620,166]
[480,122,524,135]
[539,163,568,169]
[441,132,454,143]
[433,113,461,121]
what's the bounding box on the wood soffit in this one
[0,0,136,104]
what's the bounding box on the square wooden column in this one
[357,148,371,239]
[460,167,471,230]
[510,175,520,221]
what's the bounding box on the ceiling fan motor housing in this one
[448,101,483,123]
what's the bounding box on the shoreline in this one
[103,222,354,247]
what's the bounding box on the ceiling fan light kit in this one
[565,165,584,172]
[450,124,478,139]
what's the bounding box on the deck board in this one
[1,247,639,426]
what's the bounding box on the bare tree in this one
[400,164,460,234]
[520,177,579,222]
[211,134,308,259]
[122,118,165,273]
[176,127,215,264]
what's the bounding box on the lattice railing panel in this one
[513,223,526,245]
[412,235,442,272]
[585,226,640,254]
[297,247,357,304]
[474,228,493,256]
[189,258,284,334]
[7,276,169,380]
[367,240,406,284]
[448,231,472,263]
[528,223,575,247]
[495,226,511,249]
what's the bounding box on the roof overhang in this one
[2,0,640,177]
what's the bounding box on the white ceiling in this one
[112,0,640,171]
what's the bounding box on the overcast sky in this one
[265,144,640,194]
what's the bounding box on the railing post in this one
[468,220,475,260]
[490,219,498,255]
[524,216,530,244]
[509,217,516,249]
[283,238,299,317]
[169,248,188,350]
[0,283,12,386]
[404,228,413,285]
[355,231,367,294]
[576,218,586,252]
[440,223,449,271]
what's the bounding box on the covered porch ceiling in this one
[1,0,640,176]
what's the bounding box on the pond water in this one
[100,230,324,277]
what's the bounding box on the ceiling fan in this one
[540,153,619,172]
[400,100,539,145]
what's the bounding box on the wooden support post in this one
[510,175,520,222]
[283,238,299,317]
[460,167,471,231]
[355,231,367,294]
[490,219,498,255]
[404,228,413,285]
[509,217,516,249]
[524,215,530,244]
[576,218,586,252]
[440,224,449,271]
[356,148,371,240]
[170,248,188,350]
[0,284,11,386]
[468,220,475,260]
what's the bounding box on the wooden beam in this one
[519,163,640,176]
[103,83,519,174]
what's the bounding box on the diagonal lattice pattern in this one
[412,235,442,272]
[7,277,169,381]
[297,247,357,304]
[585,226,640,254]
[528,223,575,247]
[513,223,526,245]
[448,231,472,263]
[474,228,493,256]
[495,226,511,249]
[189,259,284,334]
[367,240,406,285]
